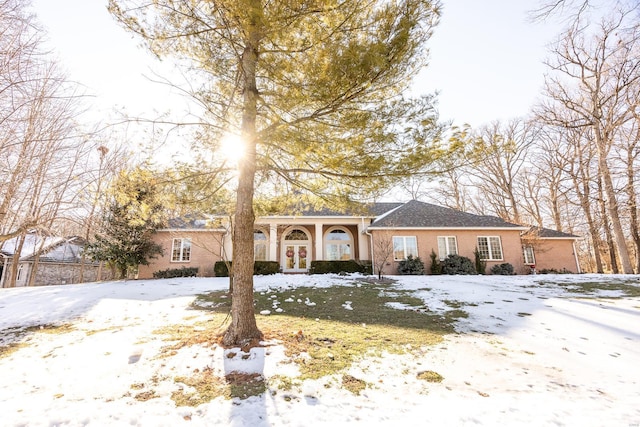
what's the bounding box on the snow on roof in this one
[1,234,65,260]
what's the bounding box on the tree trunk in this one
[575,138,604,273]
[550,186,563,232]
[223,4,263,346]
[595,134,633,273]
[597,175,618,273]
[7,234,26,287]
[626,144,640,273]
[585,209,604,273]
[27,254,40,287]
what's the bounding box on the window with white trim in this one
[523,246,535,265]
[171,238,191,262]
[325,227,352,261]
[254,230,267,261]
[393,236,418,261]
[437,236,458,261]
[477,236,503,261]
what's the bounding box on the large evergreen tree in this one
[109,0,447,345]
[88,168,165,279]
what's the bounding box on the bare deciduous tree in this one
[372,230,395,280]
[0,0,100,286]
[537,10,640,273]
[465,119,538,224]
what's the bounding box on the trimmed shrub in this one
[397,255,425,275]
[429,250,442,275]
[309,260,369,275]
[254,261,280,275]
[474,249,486,275]
[214,261,231,277]
[441,254,476,275]
[214,261,280,277]
[153,266,199,279]
[539,268,573,274]
[490,263,514,275]
[359,260,373,275]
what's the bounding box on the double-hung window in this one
[393,236,418,261]
[171,238,192,262]
[437,236,458,261]
[477,236,503,261]
[523,246,535,265]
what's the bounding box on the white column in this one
[357,221,369,260]
[269,223,278,262]
[315,222,324,261]
[223,229,233,261]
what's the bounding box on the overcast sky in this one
[31,0,567,128]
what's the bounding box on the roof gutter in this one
[362,217,375,276]
[366,226,530,231]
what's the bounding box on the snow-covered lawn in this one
[0,274,638,426]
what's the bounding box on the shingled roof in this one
[298,202,403,217]
[524,226,579,239]
[369,200,526,229]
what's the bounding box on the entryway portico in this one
[252,215,372,273]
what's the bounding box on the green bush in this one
[490,263,514,275]
[153,266,199,279]
[309,260,369,275]
[397,255,425,275]
[539,268,573,274]
[429,250,442,275]
[214,261,279,277]
[474,249,486,275]
[254,261,280,275]
[214,261,231,277]
[441,254,476,275]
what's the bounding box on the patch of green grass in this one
[0,324,74,359]
[190,283,458,380]
[84,326,122,336]
[443,309,468,320]
[341,374,368,395]
[443,299,464,309]
[157,282,465,404]
[172,368,266,405]
[0,342,26,358]
[269,375,300,392]
[134,390,157,402]
[417,370,443,383]
[29,324,75,334]
[196,283,457,333]
[172,367,227,406]
[545,280,640,298]
[226,372,267,399]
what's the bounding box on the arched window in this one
[254,230,268,261]
[285,229,308,241]
[325,227,352,261]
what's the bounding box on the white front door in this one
[282,227,311,272]
[284,244,308,272]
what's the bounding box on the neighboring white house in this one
[0,233,111,287]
